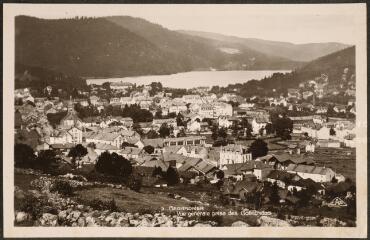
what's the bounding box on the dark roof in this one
[266,170,300,182]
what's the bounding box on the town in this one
[14,68,356,227]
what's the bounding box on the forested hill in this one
[15,15,301,82]
[179,30,349,62]
[214,46,355,97]
[15,16,185,78]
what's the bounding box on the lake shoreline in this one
[86,70,291,89]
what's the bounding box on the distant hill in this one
[15,15,301,85]
[217,46,355,96]
[105,16,301,71]
[15,16,185,78]
[179,30,349,62]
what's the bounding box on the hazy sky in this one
[13,4,363,45]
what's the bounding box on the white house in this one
[219,144,252,166]
[286,164,335,183]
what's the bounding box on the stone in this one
[58,210,68,221]
[77,217,86,227]
[86,216,98,227]
[259,216,291,227]
[15,211,30,223]
[160,219,174,227]
[177,220,189,227]
[68,210,81,222]
[40,213,58,226]
[138,218,153,227]
[193,223,212,227]
[231,221,250,227]
[129,219,140,227]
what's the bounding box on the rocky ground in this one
[14,168,349,227]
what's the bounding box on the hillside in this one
[15,63,87,97]
[215,46,355,97]
[15,16,186,78]
[179,30,349,62]
[15,15,301,85]
[106,16,301,71]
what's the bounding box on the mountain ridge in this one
[178,30,350,62]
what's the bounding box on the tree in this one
[146,129,159,139]
[176,113,186,127]
[154,110,163,119]
[35,149,59,171]
[240,118,252,138]
[102,82,111,91]
[159,123,171,138]
[132,122,143,136]
[14,143,36,168]
[143,145,154,154]
[166,166,180,185]
[95,151,133,178]
[216,170,225,180]
[330,127,336,136]
[68,144,88,166]
[177,128,187,137]
[248,139,268,159]
[152,166,163,177]
[273,117,293,140]
[270,182,280,204]
[265,123,274,135]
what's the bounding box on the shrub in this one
[16,194,46,220]
[127,176,142,192]
[50,180,73,196]
[87,198,119,212]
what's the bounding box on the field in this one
[312,147,356,181]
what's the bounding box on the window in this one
[194,140,200,144]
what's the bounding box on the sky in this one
[11,4,364,45]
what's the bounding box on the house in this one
[163,136,206,147]
[316,139,341,148]
[251,116,270,135]
[187,120,201,133]
[89,95,99,106]
[199,103,214,118]
[219,144,252,166]
[60,101,83,129]
[49,126,83,144]
[213,102,233,117]
[182,95,202,104]
[287,88,301,99]
[168,101,187,114]
[152,118,177,129]
[266,170,302,189]
[119,147,145,160]
[142,138,164,154]
[286,164,335,183]
[176,145,208,159]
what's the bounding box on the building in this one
[219,144,252,166]
[286,164,335,183]
[110,81,133,90]
[163,136,206,147]
[152,118,177,129]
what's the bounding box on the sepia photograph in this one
[3,3,367,238]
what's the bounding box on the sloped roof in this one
[142,138,164,148]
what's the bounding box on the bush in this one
[87,198,119,211]
[50,180,74,196]
[16,194,46,220]
[127,176,142,192]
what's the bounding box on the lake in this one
[86,70,291,89]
